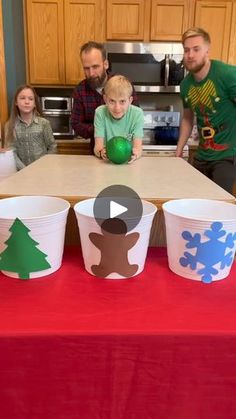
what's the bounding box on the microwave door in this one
[107,52,165,92]
[43,112,74,138]
[168,55,185,86]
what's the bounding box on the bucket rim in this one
[163,198,236,222]
[74,197,157,220]
[0,195,70,220]
[0,147,14,153]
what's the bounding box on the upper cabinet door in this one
[150,0,191,41]
[194,1,233,62]
[25,0,65,84]
[64,0,105,85]
[106,0,145,40]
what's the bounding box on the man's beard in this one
[184,58,207,74]
[87,70,107,89]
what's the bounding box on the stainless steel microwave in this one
[104,42,186,93]
[40,96,74,139]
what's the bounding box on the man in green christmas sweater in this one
[176,27,236,194]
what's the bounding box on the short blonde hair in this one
[104,75,133,97]
[182,27,211,45]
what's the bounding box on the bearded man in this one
[71,41,139,153]
[176,27,236,194]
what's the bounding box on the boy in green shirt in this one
[94,75,144,163]
[176,27,236,194]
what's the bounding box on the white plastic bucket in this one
[74,198,157,279]
[0,196,70,279]
[0,149,17,181]
[163,199,236,283]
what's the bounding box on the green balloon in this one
[106,136,132,164]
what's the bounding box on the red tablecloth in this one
[1,247,236,419]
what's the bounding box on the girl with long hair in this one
[4,84,56,169]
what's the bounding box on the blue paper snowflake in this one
[179,222,236,283]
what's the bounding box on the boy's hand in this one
[0,148,7,153]
[94,147,107,160]
[94,147,102,158]
[128,146,142,164]
[100,148,107,160]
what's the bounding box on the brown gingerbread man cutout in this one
[89,218,139,278]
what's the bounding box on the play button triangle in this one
[93,184,143,233]
[110,200,128,218]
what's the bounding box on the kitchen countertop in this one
[0,155,234,206]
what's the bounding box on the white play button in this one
[93,185,143,233]
[110,200,128,218]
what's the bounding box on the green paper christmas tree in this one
[0,218,51,280]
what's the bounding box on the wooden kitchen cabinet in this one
[106,0,146,40]
[194,0,233,62]
[106,0,193,41]
[150,0,193,41]
[24,0,65,85]
[24,0,105,85]
[64,0,105,84]
[56,139,91,155]
[24,0,236,86]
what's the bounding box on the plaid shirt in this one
[71,75,139,150]
[6,115,57,170]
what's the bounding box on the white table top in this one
[0,155,234,206]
